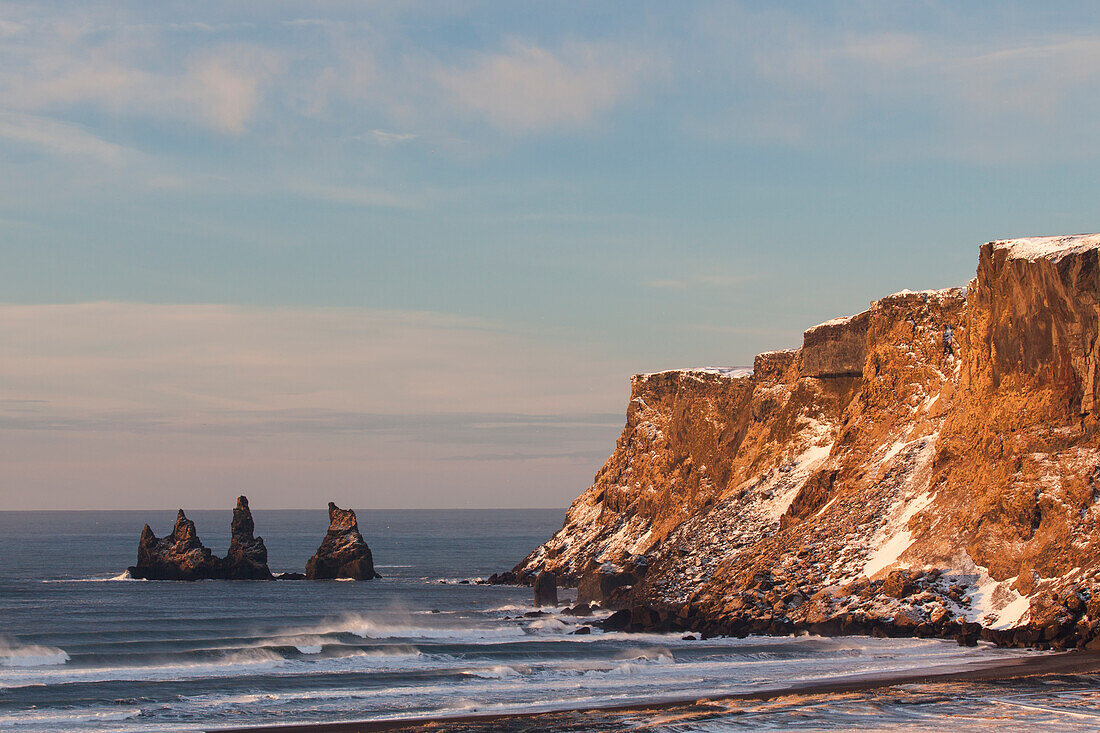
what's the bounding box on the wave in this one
[277,612,529,643]
[40,571,143,583]
[0,638,69,668]
[0,708,140,729]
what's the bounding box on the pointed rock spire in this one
[304,502,380,580]
[127,497,272,580]
[224,495,274,580]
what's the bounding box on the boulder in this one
[577,560,644,606]
[305,503,381,580]
[127,510,222,580]
[222,496,274,580]
[533,570,558,607]
[598,609,632,631]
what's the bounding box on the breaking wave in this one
[0,639,70,668]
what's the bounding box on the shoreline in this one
[210,648,1100,733]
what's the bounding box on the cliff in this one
[507,234,1100,649]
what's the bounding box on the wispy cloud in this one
[362,129,418,145]
[433,39,656,133]
[0,302,631,508]
[0,111,130,161]
[287,182,418,208]
[645,273,756,290]
[687,5,1100,161]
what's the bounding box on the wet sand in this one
[210,650,1100,732]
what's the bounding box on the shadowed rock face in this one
[127,497,273,580]
[533,570,558,607]
[304,503,380,580]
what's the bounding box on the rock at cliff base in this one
[305,502,380,580]
[533,570,558,606]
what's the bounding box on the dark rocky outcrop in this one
[127,496,274,580]
[127,510,224,580]
[304,503,380,580]
[576,558,647,607]
[222,496,274,580]
[533,570,558,606]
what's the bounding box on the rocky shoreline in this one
[496,234,1100,653]
[127,497,379,581]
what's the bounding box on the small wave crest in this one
[0,638,70,668]
[280,613,525,642]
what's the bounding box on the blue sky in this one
[1,1,1098,509]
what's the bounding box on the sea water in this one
[0,510,1091,732]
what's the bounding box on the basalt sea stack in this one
[506,234,1100,650]
[128,509,226,580]
[222,496,275,580]
[127,496,274,580]
[305,502,380,580]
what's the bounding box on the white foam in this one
[0,639,69,668]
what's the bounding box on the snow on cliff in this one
[510,235,1100,650]
[991,233,1100,262]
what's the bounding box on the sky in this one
[1,1,1099,510]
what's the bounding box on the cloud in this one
[645,272,757,290]
[689,6,1100,161]
[0,16,280,135]
[0,303,632,508]
[0,111,129,161]
[433,39,654,133]
[362,129,418,145]
[287,182,417,208]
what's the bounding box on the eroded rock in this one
[533,570,558,607]
[223,496,274,580]
[127,498,275,580]
[500,234,1100,649]
[304,502,380,580]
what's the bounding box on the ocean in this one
[0,509,1096,732]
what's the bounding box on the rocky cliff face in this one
[508,234,1100,650]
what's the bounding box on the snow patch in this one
[864,491,934,577]
[991,233,1100,262]
[638,366,753,379]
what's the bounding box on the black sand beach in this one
[212,650,1100,732]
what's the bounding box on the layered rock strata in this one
[505,234,1100,650]
[305,502,380,580]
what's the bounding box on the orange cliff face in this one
[506,234,1100,649]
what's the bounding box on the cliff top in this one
[804,287,965,337]
[991,233,1100,262]
[637,366,754,380]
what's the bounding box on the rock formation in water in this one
[222,496,275,580]
[127,497,273,580]
[505,234,1100,650]
[128,510,224,580]
[533,570,558,606]
[304,502,380,580]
